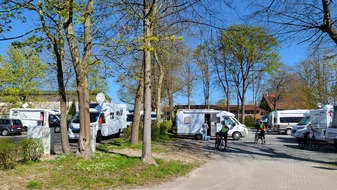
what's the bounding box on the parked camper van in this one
[294,105,333,140]
[175,109,248,140]
[325,103,337,147]
[272,109,309,135]
[291,111,311,137]
[68,103,127,142]
[126,110,159,127]
[10,108,61,133]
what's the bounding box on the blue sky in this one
[0,3,309,106]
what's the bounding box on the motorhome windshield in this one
[297,116,311,125]
[72,112,100,123]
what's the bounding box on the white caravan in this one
[294,105,333,140]
[10,108,61,133]
[291,111,311,137]
[272,109,309,135]
[175,109,248,140]
[68,102,127,142]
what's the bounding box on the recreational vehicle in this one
[291,111,311,137]
[9,108,61,133]
[294,105,333,140]
[272,109,309,135]
[126,110,160,127]
[175,109,248,140]
[68,102,127,142]
[325,103,337,147]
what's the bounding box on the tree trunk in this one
[141,0,157,165]
[131,76,144,146]
[64,0,93,159]
[154,50,164,127]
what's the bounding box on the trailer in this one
[175,109,248,140]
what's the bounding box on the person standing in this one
[202,120,209,141]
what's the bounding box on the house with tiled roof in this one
[259,93,309,112]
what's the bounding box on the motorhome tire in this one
[1,129,9,136]
[285,129,292,135]
[96,131,103,143]
[115,129,121,138]
[55,126,61,133]
[232,132,241,140]
[195,134,202,140]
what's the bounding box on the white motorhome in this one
[126,110,160,127]
[10,108,61,133]
[68,102,127,142]
[325,103,337,147]
[291,111,311,137]
[272,109,309,135]
[175,109,248,140]
[294,105,333,140]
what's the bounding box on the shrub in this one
[160,120,172,135]
[0,139,22,170]
[244,116,255,128]
[122,122,143,142]
[19,138,44,162]
[151,123,160,141]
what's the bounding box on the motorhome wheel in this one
[96,131,103,143]
[195,134,202,140]
[55,126,61,133]
[285,129,292,135]
[232,132,241,140]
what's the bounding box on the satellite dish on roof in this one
[96,93,105,103]
[22,102,28,108]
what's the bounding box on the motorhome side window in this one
[215,117,220,123]
[110,112,114,120]
[100,113,106,123]
[223,117,234,126]
[116,109,123,116]
[280,117,304,123]
[184,117,191,124]
[12,111,18,116]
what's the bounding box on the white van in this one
[272,109,309,135]
[291,111,311,137]
[175,109,248,140]
[68,102,127,142]
[294,105,333,140]
[10,108,61,133]
[126,110,159,127]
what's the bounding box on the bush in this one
[122,122,143,142]
[0,139,22,170]
[160,120,172,135]
[244,116,255,128]
[19,138,44,162]
[151,123,160,141]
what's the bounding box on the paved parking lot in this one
[140,129,337,190]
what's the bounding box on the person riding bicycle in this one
[218,120,230,148]
[258,121,267,144]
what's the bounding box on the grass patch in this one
[0,138,200,189]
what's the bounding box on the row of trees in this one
[1,1,337,164]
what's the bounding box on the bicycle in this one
[298,128,320,151]
[254,129,266,144]
[215,132,228,151]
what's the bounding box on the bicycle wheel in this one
[298,139,306,149]
[254,133,259,144]
[218,140,226,151]
[310,141,320,151]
